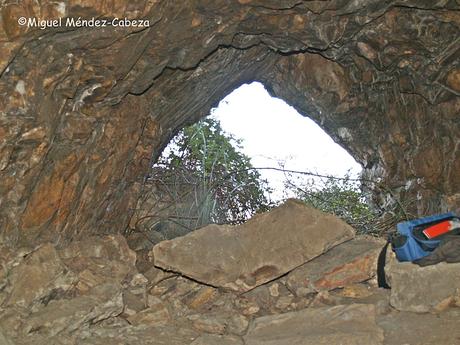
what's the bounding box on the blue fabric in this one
[393,212,455,262]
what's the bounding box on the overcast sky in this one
[210,82,362,199]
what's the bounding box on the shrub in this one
[284,173,382,235]
[149,117,272,234]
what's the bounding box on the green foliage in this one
[148,118,389,238]
[152,117,271,230]
[285,174,380,235]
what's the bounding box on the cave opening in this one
[210,81,362,199]
[129,81,375,246]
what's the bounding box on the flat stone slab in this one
[286,236,385,295]
[153,199,355,292]
[244,304,384,345]
[378,309,460,345]
[386,255,460,313]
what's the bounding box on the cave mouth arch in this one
[130,80,365,243]
[0,3,458,248]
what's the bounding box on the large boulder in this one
[153,199,355,292]
[243,304,384,345]
[286,236,385,296]
[386,253,460,313]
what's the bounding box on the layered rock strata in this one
[0,1,459,246]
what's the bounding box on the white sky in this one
[210,82,362,199]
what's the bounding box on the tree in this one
[151,117,271,232]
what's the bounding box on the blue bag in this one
[392,212,456,262]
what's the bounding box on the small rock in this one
[227,314,249,336]
[309,290,341,308]
[386,255,460,313]
[242,285,272,313]
[338,284,373,298]
[275,295,294,310]
[184,286,219,310]
[127,305,170,326]
[130,273,148,287]
[190,334,244,345]
[268,283,279,297]
[123,290,146,315]
[289,296,312,311]
[234,297,260,316]
[189,311,248,336]
[191,315,226,334]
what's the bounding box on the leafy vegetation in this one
[150,117,272,233]
[144,117,396,239]
[284,173,380,234]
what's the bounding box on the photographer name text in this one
[18,16,151,29]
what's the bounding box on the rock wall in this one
[0,0,459,246]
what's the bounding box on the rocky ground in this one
[1,200,459,345]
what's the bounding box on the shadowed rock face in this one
[0,1,459,246]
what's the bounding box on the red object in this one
[423,220,459,239]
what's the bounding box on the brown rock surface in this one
[126,305,170,326]
[0,1,458,247]
[153,199,355,292]
[0,328,14,345]
[4,244,77,308]
[1,234,460,344]
[286,236,385,296]
[190,334,244,345]
[377,309,460,345]
[386,256,460,313]
[58,234,137,293]
[0,1,460,341]
[244,304,384,345]
[22,283,123,338]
